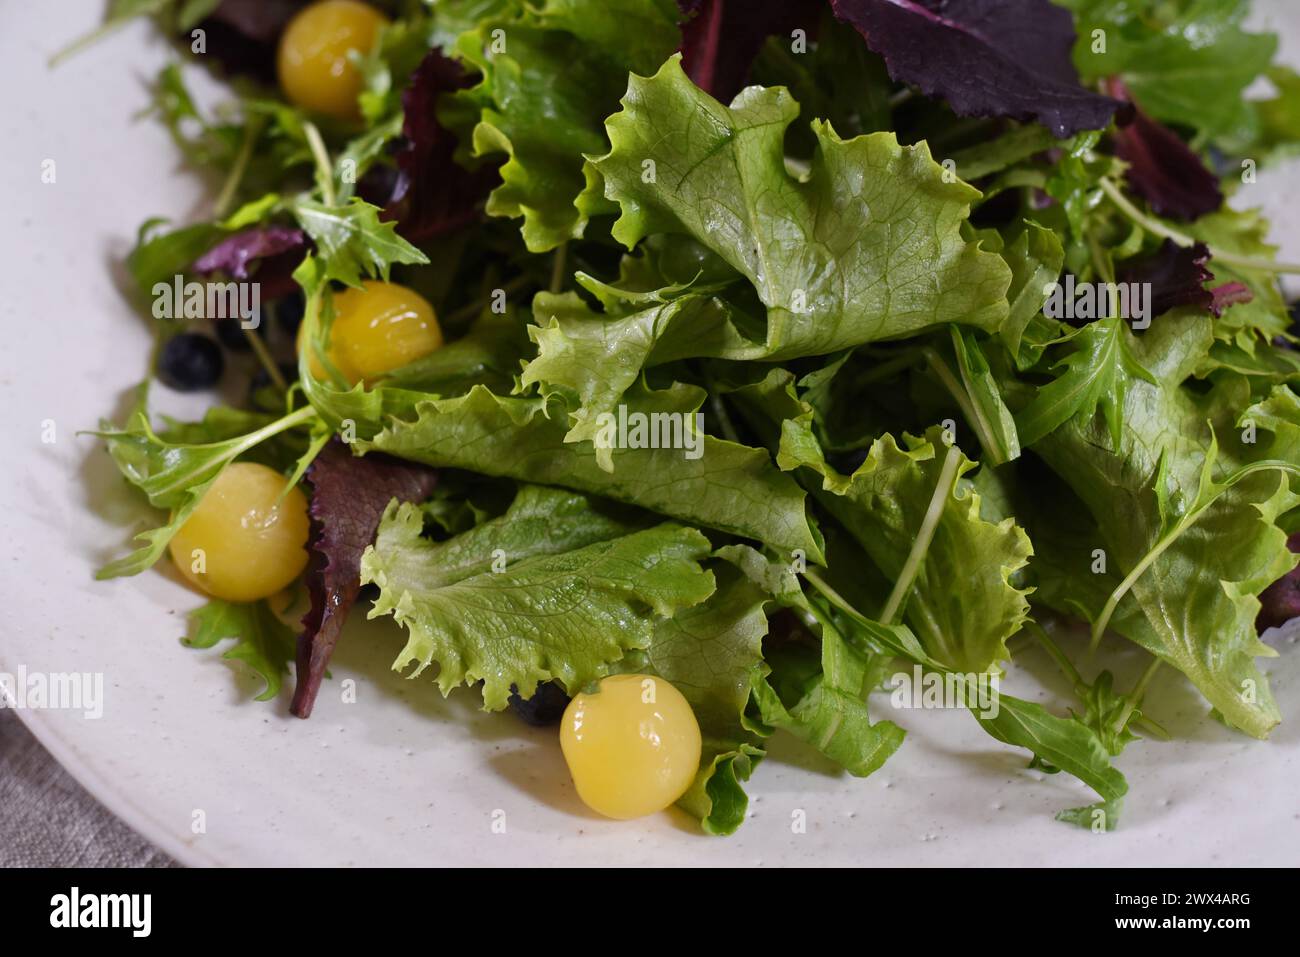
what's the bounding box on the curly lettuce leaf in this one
[616,564,771,834]
[778,418,1033,675]
[588,55,1012,360]
[357,383,824,560]
[360,492,715,708]
[444,0,680,251]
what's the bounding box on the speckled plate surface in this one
[2,0,1298,867]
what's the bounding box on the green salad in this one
[79,0,1300,834]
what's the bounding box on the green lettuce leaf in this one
[778,419,1033,675]
[1065,0,1277,144]
[357,383,824,560]
[587,55,1011,360]
[1031,316,1300,738]
[361,486,716,709]
[616,564,771,835]
[445,0,680,251]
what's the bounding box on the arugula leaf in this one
[974,695,1128,803]
[589,55,1012,360]
[361,493,715,708]
[1031,316,1300,738]
[1015,316,1157,450]
[289,197,428,287]
[184,598,297,701]
[94,405,317,578]
[357,383,824,560]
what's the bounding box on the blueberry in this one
[158,333,223,391]
[276,293,306,335]
[214,318,252,352]
[507,681,571,726]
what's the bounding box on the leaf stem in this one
[1113,658,1161,738]
[923,347,994,461]
[880,443,962,625]
[303,121,336,207]
[1091,458,1300,650]
[213,117,261,218]
[1099,178,1300,274]
[242,323,288,393]
[1029,622,1084,691]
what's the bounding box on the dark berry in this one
[214,318,252,352]
[276,293,306,335]
[158,334,223,391]
[507,681,571,726]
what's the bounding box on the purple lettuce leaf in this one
[1258,533,1300,634]
[1107,79,1223,222]
[1116,240,1217,318]
[383,49,494,243]
[677,0,824,103]
[829,0,1118,137]
[291,439,437,719]
[1211,282,1254,316]
[192,226,308,301]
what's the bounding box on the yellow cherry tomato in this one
[168,462,310,602]
[277,0,389,121]
[329,280,442,384]
[559,674,703,820]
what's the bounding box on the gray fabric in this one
[0,711,177,867]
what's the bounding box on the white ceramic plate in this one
[3,0,1299,867]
